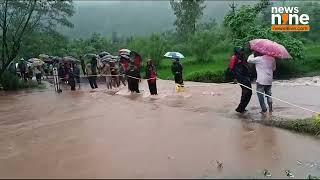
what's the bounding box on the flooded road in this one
[0,78,320,178]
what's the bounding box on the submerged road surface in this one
[0,78,320,178]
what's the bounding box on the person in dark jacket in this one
[145,59,158,95]
[73,63,81,89]
[18,61,27,81]
[86,63,98,89]
[229,47,252,113]
[171,58,183,85]
[126,63,141,93]
[68,66,76,91]
[80,56,86,76]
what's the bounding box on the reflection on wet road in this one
[0,79,319,178]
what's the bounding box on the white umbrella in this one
[99,51,110,57]
[119,49,131,55]
[164,52,185,59]
[63,56,80,63]
[39,54,49,59]
[84,53,98,58]
[28,58,44,66]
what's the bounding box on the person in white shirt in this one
[247,51,276,114]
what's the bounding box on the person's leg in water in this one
[69,79,76,91]
[134,80,140,93]
[135,80,140,93]
[76,77,80,89]
[88,77,95,89]
[93,76,98,89]
[36,73,41,84]
[256,83,268,114]
[236,81,252,113]
[120,75,126,86]
[236,84,250,113]
[264,85,273,113]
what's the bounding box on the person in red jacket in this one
[229,47,252,113]
[145,59,157,95]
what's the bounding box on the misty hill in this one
[60,1,254,39]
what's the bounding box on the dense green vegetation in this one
[1,0,320,90]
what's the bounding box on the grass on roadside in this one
[259,116,320,137]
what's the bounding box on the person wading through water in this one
[247,51,276,115]
[145,59,158,95]
[126,63,141,93]
[86,63,98,89]
[171,57,184,92]
[68,66,76,91]
[101,62,112,89]
[229,47,252,113]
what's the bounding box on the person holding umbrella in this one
[164,52,185,92]
[247,39,290,114]
[171,57,184,92]
[229,47,252,113]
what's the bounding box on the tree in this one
[170,0,206,40]
[0,0,74,75]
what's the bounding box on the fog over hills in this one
[60,1,256,39]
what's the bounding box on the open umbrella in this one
[39,54,49,59]
[119,49,131,55]
[84,53,98,58]
[99,51,110,57]
[52,56,62,63]
[249,39,292,59]
[164,52,185,59]
[63,56,80,63]
[100,55,113,62]
[120,54,130,60]
[28,58,44,66]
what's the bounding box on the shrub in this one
[185,70,228,83]
[0,71,22,91]
[0,71,42,91]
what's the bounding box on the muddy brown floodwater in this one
[0,78,320,178]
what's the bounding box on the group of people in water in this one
[229,47,276,115]
[15,47,274,115]
[56,53,184,96]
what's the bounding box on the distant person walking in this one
[248,51,276,115]
[86,63,98,89]
[229,47,252,113]
[145,59,158,95]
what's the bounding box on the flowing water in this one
[0,77,320,178]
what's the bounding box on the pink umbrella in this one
[249,39,292,59]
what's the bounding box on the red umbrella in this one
[249,39,292,59]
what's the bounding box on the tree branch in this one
[9,0,37,61]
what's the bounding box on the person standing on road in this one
[247,51,276,115]
[229,47,252,113]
